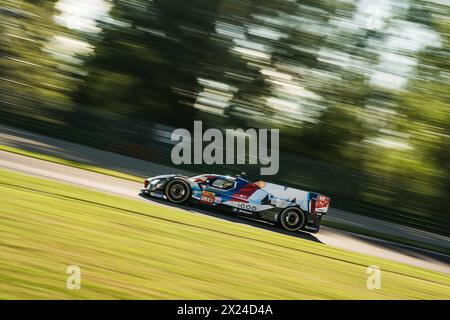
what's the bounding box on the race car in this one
[140,173,330,233]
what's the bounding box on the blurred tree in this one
[69,0,230,129]
[0,0,74,120]
[395,1,450,226]
[272,0,375,166]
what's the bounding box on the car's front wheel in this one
[165,179,191,204]
[279,207,306,232]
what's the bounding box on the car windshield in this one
[211,178,235,190]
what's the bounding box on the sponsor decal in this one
[316,195,330,209]
[237,203,257,211]
[225,201,272,212]
[200,191,215,204]
[231,183,260,201]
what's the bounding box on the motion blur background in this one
[0,0,449,235]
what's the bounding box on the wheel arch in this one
[279,206,307,232]
[165,177,192,204]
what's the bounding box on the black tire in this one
[279,207,306,232]
[165,179,191,204]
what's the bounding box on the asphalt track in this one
[1,149,450,274]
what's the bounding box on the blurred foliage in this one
[0,0,449,234]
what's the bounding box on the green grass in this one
[0,169,449,299]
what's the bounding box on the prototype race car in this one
[140,173,330,233]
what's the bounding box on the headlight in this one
[150,179,167,189]
[150,179,160,186]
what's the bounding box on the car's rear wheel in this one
[165,179,191,204]
[279,207,306,232]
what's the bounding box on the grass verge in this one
[0,169,449,299]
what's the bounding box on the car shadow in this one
[138,193,323,244]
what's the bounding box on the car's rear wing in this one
[255,181,330,215]
[310,194,331,215]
